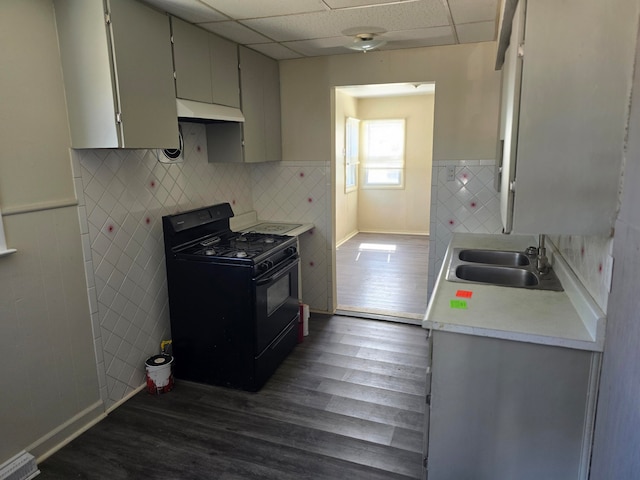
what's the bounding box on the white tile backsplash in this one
[550,234,613,312]
[76,124,334,407]
[428,160,503,295]
[76,122,253,408]
[251,161,332,311]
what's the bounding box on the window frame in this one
[345,116,360,193]
[361,118,406,190]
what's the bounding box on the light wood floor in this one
[38,315,428,480]
[336,233,429,322]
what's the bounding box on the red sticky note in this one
[456,290,473,298]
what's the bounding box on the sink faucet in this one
[537,234,550,274]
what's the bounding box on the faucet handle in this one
[525,246,538,256]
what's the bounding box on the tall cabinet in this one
[54,0,179,149]
[495,0,638,234]
[239,46,282,163]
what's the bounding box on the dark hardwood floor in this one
[39,315,428,480]
[336,233,429,321]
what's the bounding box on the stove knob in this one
[285,246,297,256]
[259,260,274,272]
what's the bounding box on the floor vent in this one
[0,451,40,480]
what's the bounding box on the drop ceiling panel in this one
[199,0,328,19]
[283,37,357,57]
[448,0,499,24]
[382,26,455,49]
[456,21,496,44]
[242,1,451,42]
[200,21,272,44]
[248,43,304,60]
[324,0,424,9]
[142,0,228,23]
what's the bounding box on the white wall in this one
[334,90,358,244]
[281,43,501,164]
[0,0,101,463]
[280,42,501,311]
[589,18,640,476]
[357,94,433,235]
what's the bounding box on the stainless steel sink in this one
[454,264,539,287]
[457,249,530,266]
[446,247,563,291]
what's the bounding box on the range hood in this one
[176,98,245,123]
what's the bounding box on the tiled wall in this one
[252,161,332,311]
[550,234,613,312]
[428,160,503,295]
[427,160,614,313]
[74,123,333,407]
[74,122,253,407]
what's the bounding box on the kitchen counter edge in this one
[423,233,605,352]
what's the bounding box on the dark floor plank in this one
[39,315,428,480]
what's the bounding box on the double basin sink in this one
[446,248,563,291]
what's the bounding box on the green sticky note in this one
[450,299,468,309]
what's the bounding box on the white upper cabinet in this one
[171,18,240,108]
[496,0,638,235]
[239,47,282,163]
[54,0,179,149]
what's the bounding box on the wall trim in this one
[30,400,105,463]
[2,198,78,216]
[106,384,146,414]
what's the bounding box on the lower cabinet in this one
[424,331,599,480]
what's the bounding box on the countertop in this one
[423,233,605,352]
[230,211,314,237]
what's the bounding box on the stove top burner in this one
[178,231,292,262]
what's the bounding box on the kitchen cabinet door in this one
[172,17,213,104]
[172,18,240,109]
[239,47,282,163]
[427,330,598,480]
[54,0,179,149]
[496,0,637,235]
[210,34,240,108]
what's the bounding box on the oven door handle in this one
[256,257,299,286]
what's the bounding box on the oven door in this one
[255,256,300,354]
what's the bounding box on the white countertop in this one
[423,233,605,352]
[230,211,314,237]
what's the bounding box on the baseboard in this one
[30,400,105,463]
[335,308,423,325]
[106,384,146,414]
[336,230,359,248]
[357,230,430,236]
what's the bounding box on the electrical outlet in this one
[446,165,456,182]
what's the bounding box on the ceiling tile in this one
[282,37,356,57]
[382,26,455,49]
[141,0,228,23]
[247,43,305,60]
[456,21,496,44]
[447,0,498,24]
[324,0,424,9]
[199,0,328,19]
[199,21,272,44]
[242,1,451,42]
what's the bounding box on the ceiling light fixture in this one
[346,33,387,52]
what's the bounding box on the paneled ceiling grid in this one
[141,0,499,59]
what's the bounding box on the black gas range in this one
[162,203,300,392]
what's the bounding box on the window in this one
[362,119,405,188]
[345,117,359,192]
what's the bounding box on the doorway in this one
[333,83,435,324]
